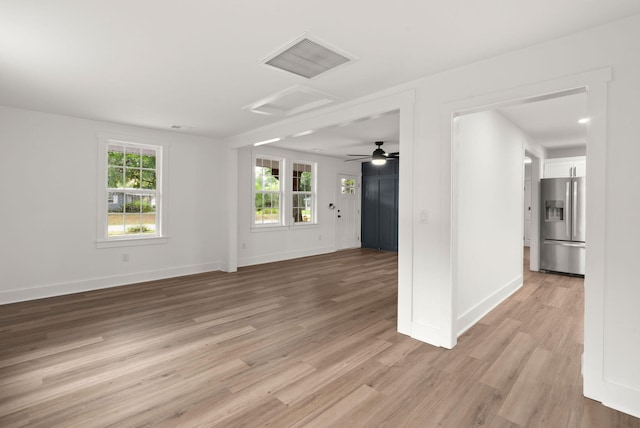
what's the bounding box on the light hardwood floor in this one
[1,248,638,427]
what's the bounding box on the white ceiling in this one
[270,111,400,159]
[1,1,637,140]
[497,92,588,149]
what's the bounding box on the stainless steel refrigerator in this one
[540,177,586,275]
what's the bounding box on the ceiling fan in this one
[345,141,399,165]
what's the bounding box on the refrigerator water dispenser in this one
[545,200,564,222]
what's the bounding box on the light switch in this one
[419,210,429,224]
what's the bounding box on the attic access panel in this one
[243,85,342,117]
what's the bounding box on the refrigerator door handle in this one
[543,240,585,248]
[573,180,578,238]
[565,181,571,238]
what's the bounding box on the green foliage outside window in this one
[108,149,156,189]
[254,160,281,224]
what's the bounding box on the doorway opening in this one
[452,87,588,338]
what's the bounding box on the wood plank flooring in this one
[1,248,639,427]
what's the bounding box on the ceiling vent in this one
[263,35,353,79]
[244,85,342,117]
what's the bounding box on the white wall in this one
[455,110,526,334]
[0,106,227,304]
[236,145,360,266]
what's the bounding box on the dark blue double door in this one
[361,161,398,252]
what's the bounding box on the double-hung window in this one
[254,157,282,226]
[97,133,165,246]
[292,162,315,224]
[252,155,316,227]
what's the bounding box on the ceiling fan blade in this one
[347,154,370,157]
[344,157,371,162]
[386,152,400,158]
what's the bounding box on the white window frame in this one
[96,132,168,248]
[291,160,317,225]
[252,154,284,228]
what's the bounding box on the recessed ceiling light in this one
[312,148,322,152]
[253,137,281,146]
[578,118,590,124]
[171,125,183,129]
[292,130,314,138]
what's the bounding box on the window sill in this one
[96,236,169,249]
[250,224,319,233]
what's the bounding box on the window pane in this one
[300,171,312,191]
[108,192,124,212]
[140,213,156,233]
[270,173,279,191]
[108,145,125,166]
[292,195,301,223]
[263,170,270,191]
[254,192,280,224]
[341,178,355,194]
[108,192,125,236]
[125,194,142,213]
[302,194,312,222]
[136,196,156,234]
[141,149,156,168]
[108,167,124,188]
[125,168,141,188]
[254,158,282,226]
[125,148,141,167]
[267,172,278,191]
[255,192,264,210]
[141,170,156,189]
[265,194,273,223]
[292,193,312,223]
[293,163,312,192]
[119,194,155,235]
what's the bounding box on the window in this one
[107,142,160,237]
[341,178,356,194]
[254,157,282,226]
[252,155,317,228]
[97,133,165,247]
[292,162,314,224]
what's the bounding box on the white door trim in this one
[441,68,610,403]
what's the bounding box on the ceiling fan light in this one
[371,144,387,165]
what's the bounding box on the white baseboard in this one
[238,246,336,267]
[603,380,640,418]
[0,261,226,305]
[457,275,523,336]
[410,321,444,348]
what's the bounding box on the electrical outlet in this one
[121,254,129,262]
[241,242,246,250]
[318,234,322,240]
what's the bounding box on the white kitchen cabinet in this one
[544,156,586,178]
